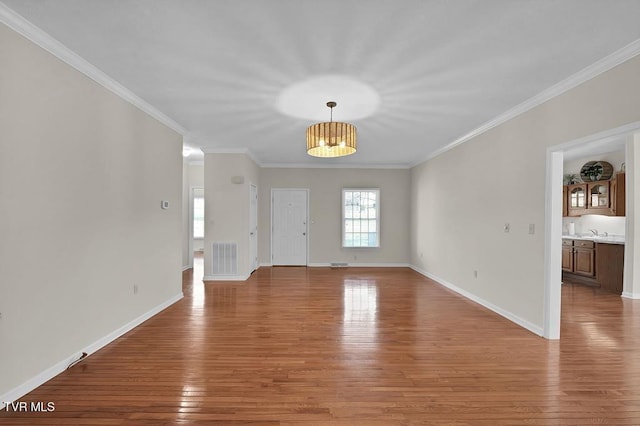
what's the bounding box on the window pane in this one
[342,189,379,248]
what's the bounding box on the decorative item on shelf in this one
[306,101,357,158]
[621,162,626,172]
[563,173,581,185]
[580,161,613,182]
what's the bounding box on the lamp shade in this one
[306,121,357,158]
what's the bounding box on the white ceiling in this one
[4,0,640,167]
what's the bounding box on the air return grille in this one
[211,242,238,275]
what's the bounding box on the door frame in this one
[270,188,309,266]
[544,121,640,339]
[249,183,258,273]
[188,186,204,269]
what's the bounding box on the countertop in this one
[562,234,625,245]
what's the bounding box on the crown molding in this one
[411,37,640,168]
[0,3,187,136]
[201,148,262,166]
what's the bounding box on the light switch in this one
[161,200,170,209]
[529,223,535,234]
[504,223,510,233]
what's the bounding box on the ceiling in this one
[3,1,640,167]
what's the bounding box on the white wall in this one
[0,23,183,400]
[182,160,190,268]
[563,149,625,177]
[624,135,640,298]
[203,153,259,279]
[259,168,411,266]
[411,54,640,335]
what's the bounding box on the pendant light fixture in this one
[306,101,357,158]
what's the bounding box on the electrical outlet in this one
[529,223,535,234]
[504,223,510,233]
[133,285,139,295]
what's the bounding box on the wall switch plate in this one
[504,223,510,233]
[161,200,170,209]
[529,223,535,234]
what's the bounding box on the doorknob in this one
[303,232,306,236]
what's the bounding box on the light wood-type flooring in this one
[2,254,640,425]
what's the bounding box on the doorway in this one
[271,189,309,266]
[249,183,258,273]
[189,187,205,268]
[544,122,640,339]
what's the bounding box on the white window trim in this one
[342,188,380,248]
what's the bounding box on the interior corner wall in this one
[203,153,259,279]
[258,168,411,266]
[410,54,640,334]
[624,134,640,298]
[182,160,190,269]
[0,23,183,399]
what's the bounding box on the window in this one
[342,189,379,247]
[193,195,204,239]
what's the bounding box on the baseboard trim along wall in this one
[203,274,250,281]
[0,292,184,410]
[410,265,544,337]
[622,291,640,299]
[182,265,191,271]
[307,262,411,268]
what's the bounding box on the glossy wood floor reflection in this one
[3,256,640,425]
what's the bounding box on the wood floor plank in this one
[2,254,640,424]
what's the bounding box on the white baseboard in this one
[410,265,544,337]
[182,265,191,271]
[0,292,184,410]
[259,263,272,267]
[203,274,250,281]
[307,262,410,268]
[622,291,640,299]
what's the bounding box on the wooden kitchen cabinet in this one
[562,239,595,278]
[562,240,573,272]
[562,173,625,217]
[611,173,625,217]
[573,240,595,277]
[596,242,624,294]
[587,181,610,212]
[567,184,587,216]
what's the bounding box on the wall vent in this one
[211,242,238,275]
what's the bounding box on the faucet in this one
[589,229,599,236]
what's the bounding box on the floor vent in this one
[330,262,349,268]
[212,242,238,275]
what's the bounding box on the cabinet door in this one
[562,244,573,272]
[568,184,587,216]
[587,181,610,213]
[574,247,595,277]
[611,173,625,217]
[562,186,568,217]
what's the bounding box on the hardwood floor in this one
[3,256,640,425]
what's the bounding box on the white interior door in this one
[271,189,308,266]
[249,184,258,273]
